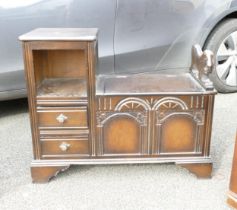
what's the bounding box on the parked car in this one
[1,0,237,101]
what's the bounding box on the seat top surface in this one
[96,72,212,95]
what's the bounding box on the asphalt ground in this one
[0,93,237,210]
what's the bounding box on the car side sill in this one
[0,89,27,101]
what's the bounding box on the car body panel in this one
[0,0,116,100]
[0,0,237,100]
[114,0,232,73]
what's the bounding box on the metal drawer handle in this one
[59,142,71,151]
[56,113,68,123]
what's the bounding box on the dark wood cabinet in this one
[95,84,214,160]
[20,29,216,183]
[227,133,237,209]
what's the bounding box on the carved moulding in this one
[114,96,189,111]
[96,111,148,126]
[152,97,188,110]
[115,97,151,111]
[156,110,205,124]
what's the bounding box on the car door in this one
[114,0,230,74]
[0,0,116,98]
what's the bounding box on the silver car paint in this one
[0,0,236,100]
[0,0,116,99]
[114,0,232,73]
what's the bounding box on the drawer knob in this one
[56,114,68,123]
[59,142,71,151]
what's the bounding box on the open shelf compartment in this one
[33,49,88,99]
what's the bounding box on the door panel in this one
[96,111,148,156]
[0,0,116,94]
[154,110,205,155]
[160,115,196,153]
[114,0,229,73]
[103,116,140,154]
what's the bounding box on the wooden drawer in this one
[37,106,88,128]
[39,129,89,136]
[40,137,89,158]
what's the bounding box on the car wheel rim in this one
[216,31,237,87]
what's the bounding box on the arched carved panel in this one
[153,110,205,155]
[115,97,151,111]
[105,96,190,112]
[96,111,149,155]
[152,97,188,110]
[104,116,140,154]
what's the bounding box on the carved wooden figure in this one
[19,28,216,183]
[191,44,214,90]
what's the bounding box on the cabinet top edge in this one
[96,73,217,95]
[19,28,98,41]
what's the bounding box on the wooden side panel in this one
[87,42,97,156]
[227,133,237,208]
[32,50,47,87]
[203,95,215,156]
[229,133,237,193]
[23,42,41,159]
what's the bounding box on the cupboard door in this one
[96,111,148,156]
[154,110,205,155]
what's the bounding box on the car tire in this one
[204,18,237,93]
